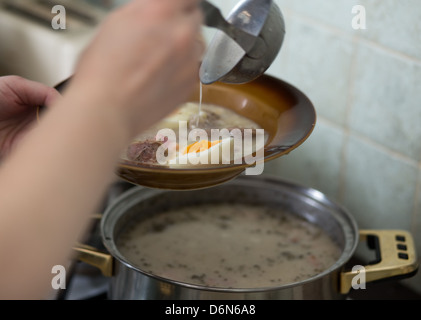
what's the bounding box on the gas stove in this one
[50,180,133,300]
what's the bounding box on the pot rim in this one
[101,175,359,293]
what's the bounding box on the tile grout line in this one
[411,170,420,235]
[337,34,361,204]
[319,116,419,168]
[413,130,421,234]
[357,37,421,67]
[287,9,421,66]
[288,10,356,42]
[412,161,421,235]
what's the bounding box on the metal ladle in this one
[200,0,285,84]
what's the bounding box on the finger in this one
[195,34,206,61]
[160,0,202,21]
[165,0,201,11]
[180,0,201,13]
[176,8,204,58]
[126,0,200,19]
[6,76,62,108]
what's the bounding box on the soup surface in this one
[123,102,265,166]
[117,203,341,289]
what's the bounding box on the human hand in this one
[68,0,204,138]
[0,76,60,158]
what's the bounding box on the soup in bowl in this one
[117,75,316,190]
[51,75,316,190]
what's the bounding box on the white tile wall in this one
[205,0,421,295]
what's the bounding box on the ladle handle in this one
[200,0,257,53]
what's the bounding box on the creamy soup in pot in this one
[116,203,341,289]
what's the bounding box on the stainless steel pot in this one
[75,175,418,300]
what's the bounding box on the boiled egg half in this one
[168,137,236,166]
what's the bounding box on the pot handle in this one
[73,243,114,277]
[339,229,419,294]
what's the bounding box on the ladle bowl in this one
[200,0,285,84]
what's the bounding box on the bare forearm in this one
[0,85,130,299]
[0,0,202,299]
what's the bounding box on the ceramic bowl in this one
[54,75,316,190]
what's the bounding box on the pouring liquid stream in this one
[195,81,203,128]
